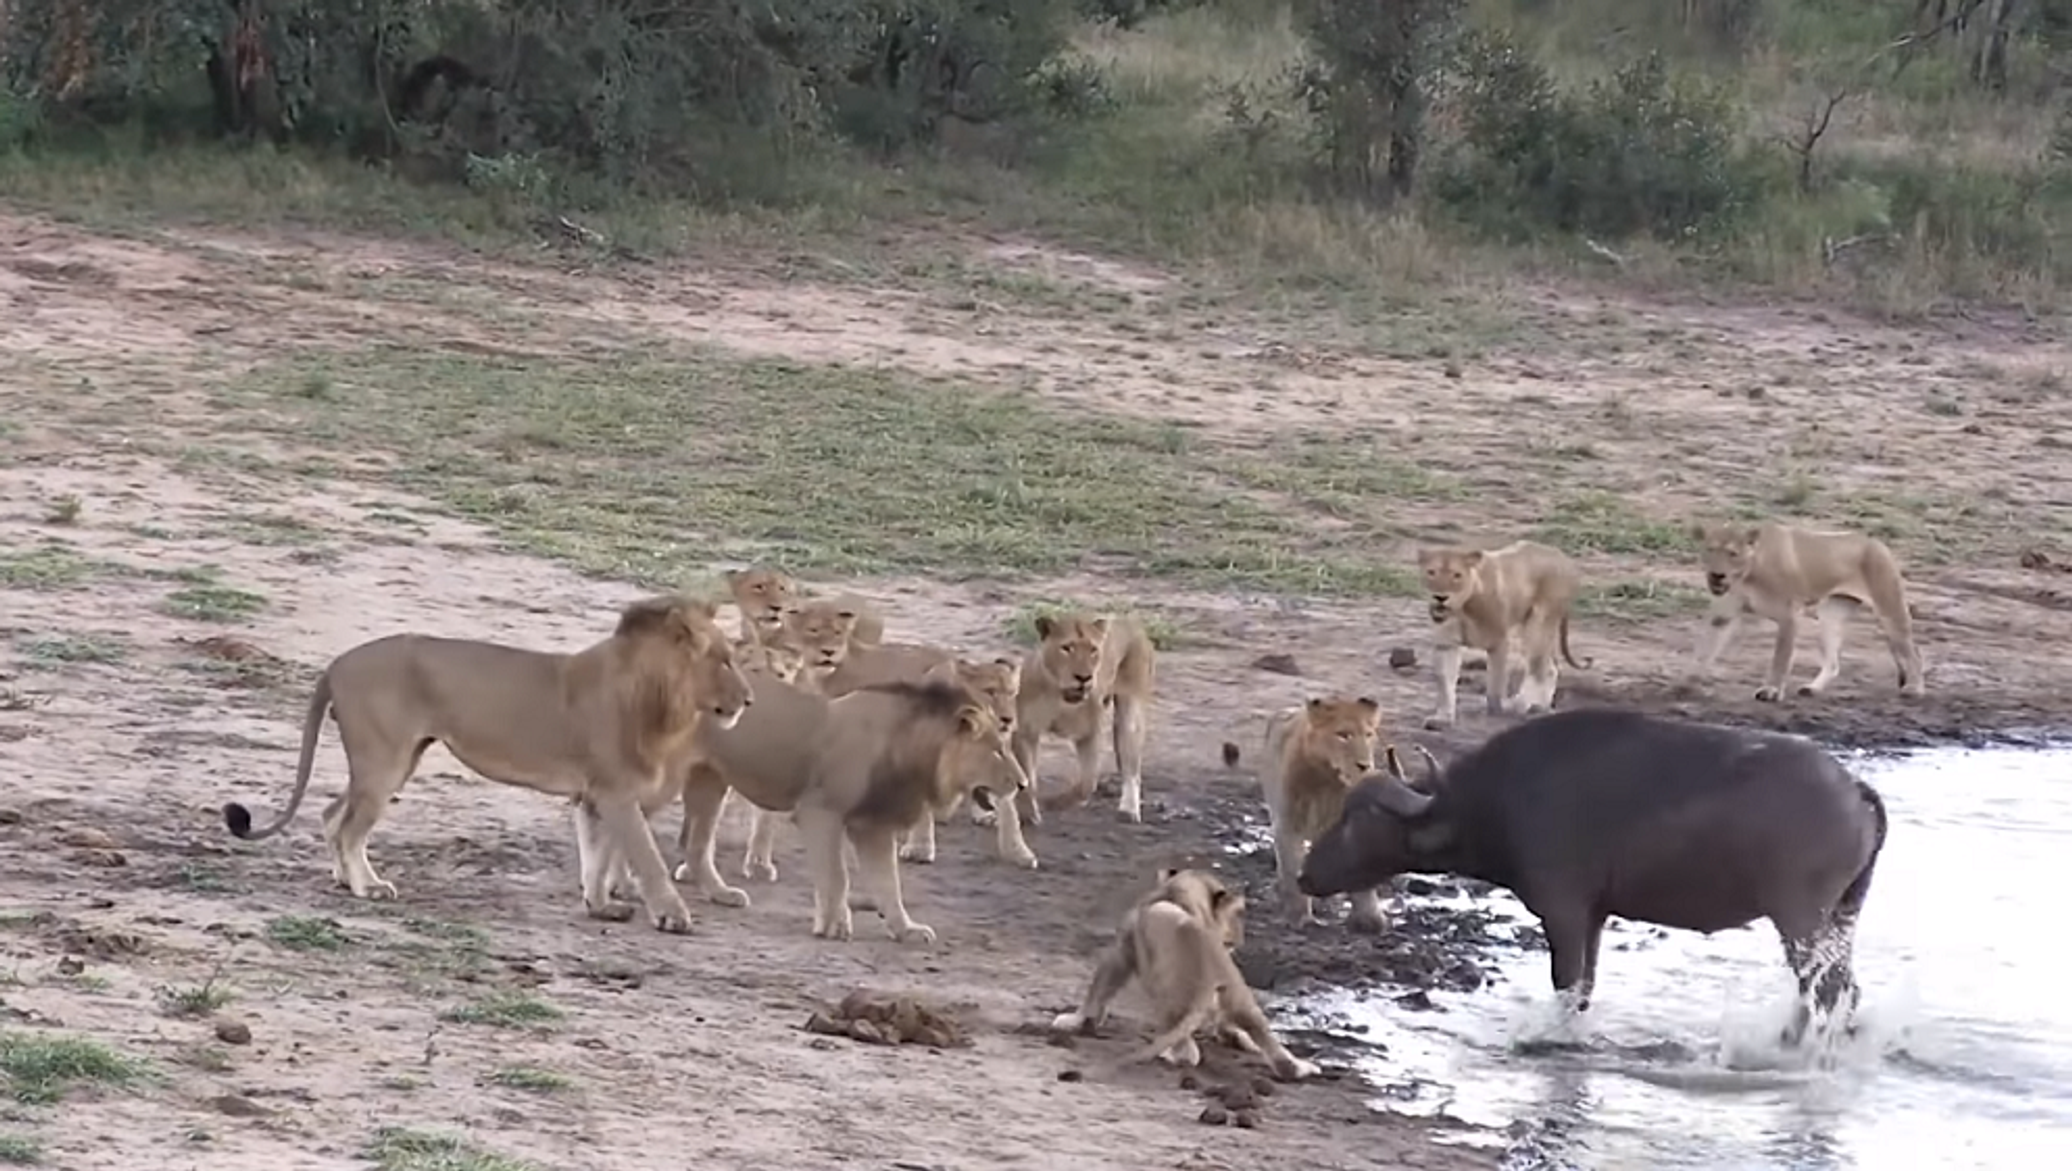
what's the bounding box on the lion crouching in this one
[631,675,1030,945]
[1224,696,1389,932]
[220,595,753,934]
[1052,868,1318,1082]
[1691,521,1926,701]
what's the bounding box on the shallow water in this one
[1288,742,2072,1170]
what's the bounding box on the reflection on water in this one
[1286,742,2072,1170]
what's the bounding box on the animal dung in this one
[800,990,971,1050]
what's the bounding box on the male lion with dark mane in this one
[1052,868,1318,1081]
[220,595,753,934]
[1223,695,1388,931]
[629,675,1029,944]
[1416,539,1589,730]
[1691,521,1926,701]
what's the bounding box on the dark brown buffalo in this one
[1297,707,1888,1044]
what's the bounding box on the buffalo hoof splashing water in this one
[1231,741,2072,1170]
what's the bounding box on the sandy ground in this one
[2,208,2070,1170]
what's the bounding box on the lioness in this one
[726,567,885,649]
[736,652,1038,877]
[220,595,753,934]
[1010,611,1157,824]
[1052,868,1318,1081]
[1223,696,1388,932]
[650,677,1031,944]
[1691,521,1926,701]
[1417,540,1589,730]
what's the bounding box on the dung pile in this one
[803,989,971,1050]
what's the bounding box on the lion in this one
[1416,539,1590,730]
[219,595,753,934]
[1691,521,1926,701]
[725,567,885,649]
[1009,611,1157,825]
[1051,868,1318,1082]
[632,676,1031,944]
[735,651,1038,878]
[1222,696,1388,932]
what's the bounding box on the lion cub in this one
[1691,521,1926,701]
[1417,540,1589,730]
[1052,868,1318,1081]
[1224,696,1388,932]
[1010,611,1157,824]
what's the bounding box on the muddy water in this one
[1288,742,2072,1170]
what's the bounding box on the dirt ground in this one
[2,208,2070,1170]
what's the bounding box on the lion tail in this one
[1559,611,1594,670]
[223,668,334,841]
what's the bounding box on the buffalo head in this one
[1297,742,1447,899]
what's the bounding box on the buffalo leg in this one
[1575,914,1608,1011]
[1541,908,1597,1015]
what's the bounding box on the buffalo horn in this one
[1374,777,1434,818]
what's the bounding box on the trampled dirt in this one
[3,208,2069,1169]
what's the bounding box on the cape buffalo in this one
[1297,707,1887,1045]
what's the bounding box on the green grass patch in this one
[364,1127,544,1171]
[438,991,564,1029]
[211,350,1432,597]
[0,547,99,591]
[0,1032,150,1105]
[264,915,351,952]
[159,580,269,623]
[482,1066,572,1093]
[1531,492,1694,557]
[0,1133,41,1165]
[1577,578,1709,621]
[155,980,234,1018]
[13,634,125,665]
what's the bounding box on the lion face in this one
[1692,525,1759,597]
[948,657,1023,736]
[733,634,805,685]
[630,598,752,729]
[1416,548,1486,621]
[1156,868,1246,949]
[943,703,1031,813]
[1034,613,1109,704]
[724,566,800,639]
[1300,695,1382,782]
[788,600,859,671]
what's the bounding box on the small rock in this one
[1178,1073,1200,1091]
[61,827,118,850]
[1056,1069,1083,1083]
[1197,1105,1229,1126]
[1442,362,1463,379]
[0,809,21,826]
[1396,990,1437,1012]
[214,1019,253,1046]
[1386,646,1418,670]
[209,1094,268,1118]
[55,956,85,976]
[1233,1108,1261,1129]
[1251,1078,1277,1098]
[1219,1087,1259,1111]
[1248,653,1302,677]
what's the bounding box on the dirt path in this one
[3,209,2070,1169]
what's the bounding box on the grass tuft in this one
[439,992,565,1029]
[0,1031,150,1104]
[264,916,351,952]
[364,1127,543,1171]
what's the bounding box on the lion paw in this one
[744,862,779,883]
[898,843,937,864]
[586,901,638,924]
[1422,713,1454,731]
[706,884,751,909]
[813,913,855,941]
[1118,801,1143,825]
[1754,686,1783,703]
[1158,1038,1202,1068]
[1280,1057,1321,1081]
[651,907,694,935]
[1007,848,1040,870]
[1347,911,1387,935]
[969,806,998,827]
[1051,1011,1087,1034]
[669,862,691,883]
[891,921,937,945]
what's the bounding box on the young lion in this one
[737,652,1038,878]
[1417,539,1589,730]
[1052,868,1318,1081]
[726,567,886,650]
[221,595,753,934]
[1010,611,1157,824]
[650,677,1031,944]
[1691,521,1926,701]
[1223,696,1388,932]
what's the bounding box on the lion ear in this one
[1158,866,1181,883]
[1088,616,1111,635]
[994,656,1018,670]
[1355,696,1380,715]
[956,705,990,737]
[1209,886,1236,913]
[1033,614,1056,640]
[1741,526,1762,545]
[1461,549,1485,567]
[1305,697,1325,715]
